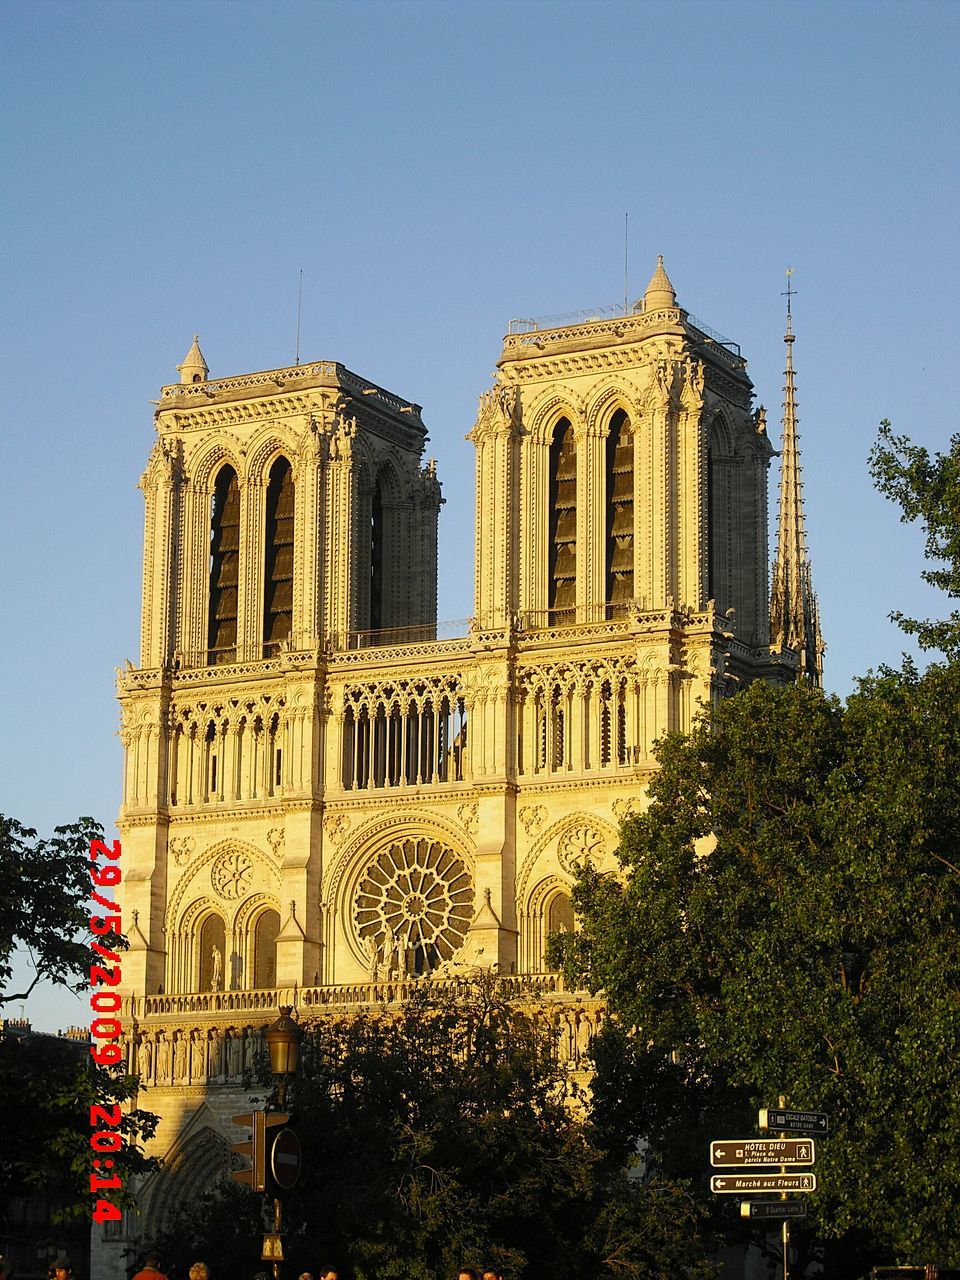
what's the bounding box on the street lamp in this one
[264,1006,303,1108]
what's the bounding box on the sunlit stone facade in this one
[102,262,805,1273]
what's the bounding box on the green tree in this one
[0,814,160,1219]
[869,421,960,655]
[0,1029,159,1219]
[555,669,960,1276]
[156,980,716,1280]
[0,814,102,1004]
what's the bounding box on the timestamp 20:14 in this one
[89,837,124,1224]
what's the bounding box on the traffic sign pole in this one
[710,1097,827,1280]
[779,1096,791,1280]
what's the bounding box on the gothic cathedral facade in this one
[107,260,819,1270]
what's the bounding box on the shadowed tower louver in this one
[770,272,823,685]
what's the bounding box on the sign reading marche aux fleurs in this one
[710,1172,817,1194]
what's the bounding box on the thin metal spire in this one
[295,269,303,367]
[770,268,823,685]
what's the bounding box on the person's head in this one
[317,1268,337,1280]
[457,1270,479,1280]
[482,1270,503,1280]
[189,1265,209,1280]
[52,1260,72,1280]
[143,1258,162,1273]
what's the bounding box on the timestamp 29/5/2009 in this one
[89,837,124,1224]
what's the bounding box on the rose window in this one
[354,838,473,972]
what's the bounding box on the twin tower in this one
[111,261,819,1244]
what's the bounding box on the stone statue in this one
[362,935,380,982]
[383,928,399,979]
[137,1035,153,1082]
[156,1032,171,1082]
[211,944,223,992]
[243,1027,257,1072]
[173,1032,187,1081]
[190,1029,205,1082]
[228,1028,242,1079]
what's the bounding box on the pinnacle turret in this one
[769,272,823,685]
[642,255,678,311]
[177,334,208,384]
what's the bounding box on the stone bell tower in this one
[119,345,443,1004]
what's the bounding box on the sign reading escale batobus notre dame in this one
[759,1108,829,1136]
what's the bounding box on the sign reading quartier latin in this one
[710,1138,816,1167]
[740,1199,808,1220]
[710,1173,817,1194]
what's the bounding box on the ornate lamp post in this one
[260,1007,304,1280]
[264,1006,303,1108]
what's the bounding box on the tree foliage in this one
[156,981,716,1280]
[0,813,160,1219]
[0,813,103,1004]
[555,670,960,1274]
[0,1029,160,1219]
[869,421,960,655]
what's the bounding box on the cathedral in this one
[105,259,820,1274]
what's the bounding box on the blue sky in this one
[2,0,958,1029]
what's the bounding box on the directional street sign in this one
[741,1199,809,1221]
[711,1138,816,1167]
[759,1108,829,1135]
[711,1173,817,1195]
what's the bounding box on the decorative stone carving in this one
[611,797,640,822]
[457,802,478,835]
[170,836,195,866]
[267,828,285,857]
[520,805,547,836]
[211,850,253,900]
[324,813,351,845]
[557,825,604,874]
[354,838,473,973]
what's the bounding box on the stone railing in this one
[135,972,587,1021]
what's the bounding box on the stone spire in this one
[642,255,678,311]
[177,334,208,384]
[769,272,823,685]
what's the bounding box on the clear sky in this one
[2,0,958,1029]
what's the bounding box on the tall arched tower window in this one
[370,476,384,632]
[605,410,634,613]
[263,457,294,655]
[706,442,715,603]
[253,909,280,989]
[208,465,240,665]
[549,419,576,624]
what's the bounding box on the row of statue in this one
[135,1024,261,1085]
